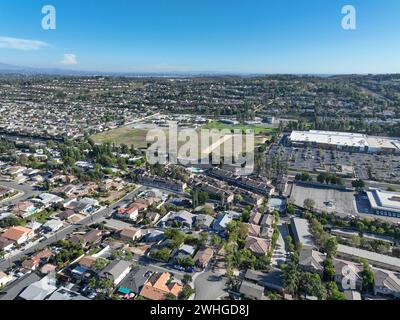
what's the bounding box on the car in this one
[88,292,97,299]
[173,265,185,271]
[186,267,195,273]
[144,271,153,278]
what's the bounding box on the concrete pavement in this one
[194,270,227,300]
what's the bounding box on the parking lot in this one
[290,183,358,216]
[267,145,400,183]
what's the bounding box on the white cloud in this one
[0,36,49,50]
[61,54,78,65]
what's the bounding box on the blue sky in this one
[0,0,399,73]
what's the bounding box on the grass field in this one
[91,127,151,148]
[91,122,267,157]
[202,121,277,135]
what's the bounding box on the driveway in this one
[271,220,288,268]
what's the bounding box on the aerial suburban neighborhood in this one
[0,73,400,303]
[0,1,400,313]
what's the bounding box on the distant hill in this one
[0,62,256,77]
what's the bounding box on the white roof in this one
[291,217,315,249]
[19,276,57,300]
[43,219,63,230]
[290,130,400,151]
[337,244,400,269]
[367,189,400,213]
[366,137,397,150]
[290,130,368,148]
[39,193,63,204]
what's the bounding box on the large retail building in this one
[289,130,400,153]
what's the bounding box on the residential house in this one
[373,268,400,298]
[25,221,42,233]
[118,228,143,242]
[290,217,316,250]
[77,256,98,270]
[47,286,90,300]
[249,211,262,225]
[139,272,183,300]
[213,211,242,233]
[38,193,63,208]
[337,244,400,272]
[245,236,271,256]
[71,229,103,247]
[239,281,265,300]
[22,249,54,271]
[195,214,215,230]
[138,174,187,193]
[146,212,161,224]
[11,201,37,218]
[298,249,326,275]
[193,247,214,269]
[244,269,284,293]
[0,237,14,251]
[165,210,195,229]
[18,276,57,300]
[1,226,34,245]
[115,203,139,221]
[174,244,196,262]
[57,209,76,221]
[261,214,275,228]
[248,224,262,238]
[0,271,12,287]
[333,259,363,291]
[42,219,64,233]
[344,290,362,300]
[101,260,132,286]
[144,230,165,243]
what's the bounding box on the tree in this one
[166,293,177,300]
[177,257,195,268]
[361,260,375,293]
[234,194,243,203]
[323,237,338,258]
[182,274,193,285]
[93,258,109,271]
[352,179,365,190]
[284,262,299,296]
[326,281,346,300]
[286,203,296,215]
[200,205,213,216]
[304,198,315,211]
[285,235,295,253]
[88,277,97,289]
[323,258,336,282]
[98,278,114,296]
[298,273,327,300]
[180,286,195,300]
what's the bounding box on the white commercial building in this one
[366,189,400,218]
[289,130,400,153]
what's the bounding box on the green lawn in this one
[202,121,277,135]
[91,127,151,148]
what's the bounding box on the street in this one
[0,180,40,206]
